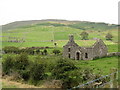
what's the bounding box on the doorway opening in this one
[76,52,80,60]
[85,53,88,58]
[68,54,71,58]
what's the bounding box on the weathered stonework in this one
[63,35,108,60]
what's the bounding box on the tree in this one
[36,49,40,54]
[53,49,60,55]
[105,33,113,40]
[54,42,57,47]
[43,49,47,55]
[80,31,89,40]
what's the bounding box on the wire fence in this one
[70,70,119,89]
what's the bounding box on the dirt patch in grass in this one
[1,78,43,88]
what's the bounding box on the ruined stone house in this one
[63,35,108,60]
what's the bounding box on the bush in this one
[61,76,78,89]
[19,69,30,81]
[3,46,19,54]
[12,53,30,81]
[52,58,77,79]
[14,53,29,70]
[2,56,14,75]
[30,60,46,85]
[82,68,94,81]
[51,58,80,89]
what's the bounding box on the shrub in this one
[82,68,94,81]
[12,53,30,81]
[30,60,46,85]
[19,69,30,81]
[51,58,81,89]
[3,46,19,54]
[2,56,14,75]
[61,76,78,89]
[51,58,77,79]
[14,53,29,70]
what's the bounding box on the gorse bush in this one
[52,58,77,79]
[30,61,46,80]
[51,58,79,89]
[13,53,31,81]
[2,56,14,75]
[14,53,29,70]
[2,53,110,88]
[29,60,46,85]
[3,53,31,81]
[82,68,94,81]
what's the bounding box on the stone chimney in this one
[69,34,74,42]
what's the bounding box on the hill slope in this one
[2,19,118,48]
[2,19,118,31]
[2,19,68,31]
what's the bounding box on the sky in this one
[0,0,119,25]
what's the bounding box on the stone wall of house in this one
[63,35,108,60]
[63,44,79,59]
[107,52,120,57]
[92,39,108,59]
[81,47,94,60]
[63,35,80,59]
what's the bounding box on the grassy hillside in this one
[2,19,117,31]
[2,20,118,49]
[2,20,118,88]
[1,19,68,31]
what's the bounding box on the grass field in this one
[2,40,118,53]
[1,20,118,88]
[2,21,118,49]
[2,26,118,41]
[75,56,118,75]
[2,53,118,75]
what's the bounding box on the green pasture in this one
[75,56,118,75]
[1,21,118,88]
[2,53,118,75]
[2,40,118,53]
[2,25,118,42]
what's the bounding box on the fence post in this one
[110,68,117,88]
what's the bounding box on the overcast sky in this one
[0,0,119,25]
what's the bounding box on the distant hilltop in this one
[1,19,118,31]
